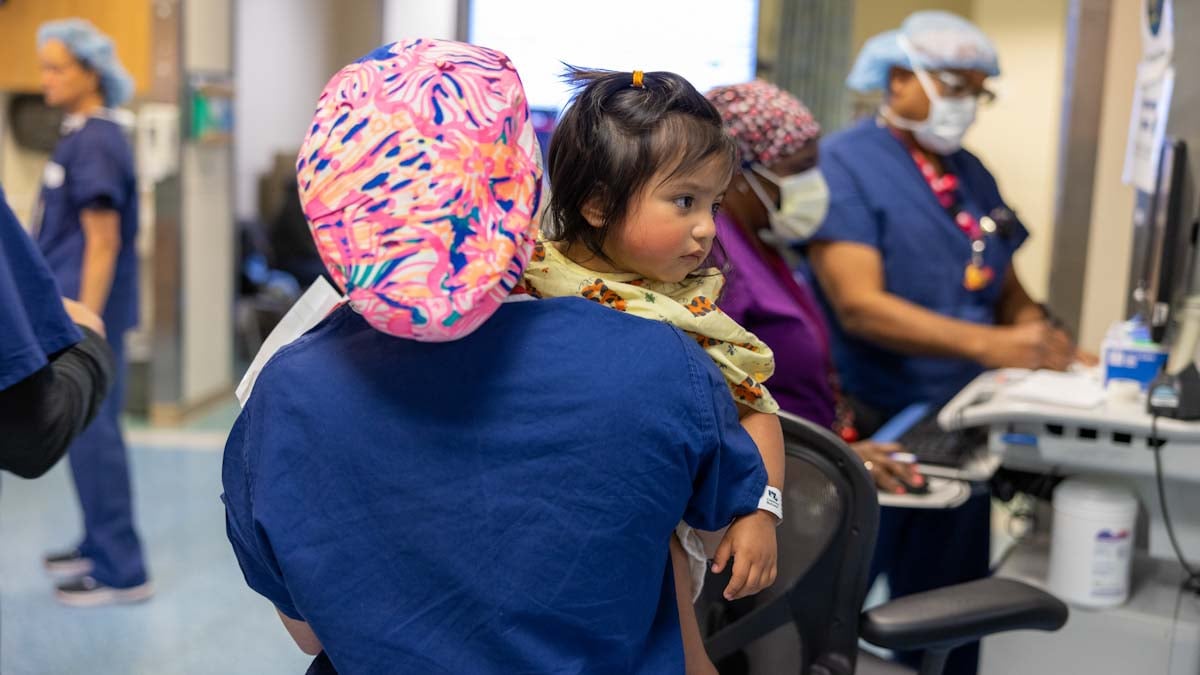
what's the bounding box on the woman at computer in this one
[803,12,1087,675]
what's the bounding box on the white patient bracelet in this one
[758,486,783,523]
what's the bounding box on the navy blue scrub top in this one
[0,184,81,391]
[36,113,139,334]
[808,117,1029,415]
[222,297,767,674]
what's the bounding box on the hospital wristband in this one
[757,486,783,524]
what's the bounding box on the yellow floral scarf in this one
[520,236,779,414]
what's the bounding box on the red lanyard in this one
[908,147,994,291]
[909,148,981,239]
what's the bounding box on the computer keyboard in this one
[898,414,988,467]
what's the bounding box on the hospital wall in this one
[232,0,451,224]
[1077,0,1142,350]
[233,0,383,222]
[181,0,235,408]
[852,0,974,53]
[968,0,1069,305]
[382,0,458,43]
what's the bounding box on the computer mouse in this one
[899,474,931,495]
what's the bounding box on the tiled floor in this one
[122,396,242,434]
[0,437,312,675]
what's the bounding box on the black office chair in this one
[698,413,1068,675]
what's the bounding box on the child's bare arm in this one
[737,407,784,490]
[710,408,783,600]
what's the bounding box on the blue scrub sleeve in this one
[0,188,81,391]
[810,148,882,249]
[1005,217,1030,256]
[681,341,768,532]
[221,404,303,621]
[68,132,126,211]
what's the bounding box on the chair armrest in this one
[860,577,1068,651]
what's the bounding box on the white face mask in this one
[885,37,979,154]
[744,165,830,242]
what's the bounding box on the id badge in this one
[963,262,994,291]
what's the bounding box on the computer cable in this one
[1149,414,1200,593]
[1167,578,1190,673]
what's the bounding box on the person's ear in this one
[83,68,102,98]
[887,67,911,98]
[581,192,607,229]
[732,173,750,194]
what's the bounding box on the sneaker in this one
[43,549,93,578]
[55,576,155,607]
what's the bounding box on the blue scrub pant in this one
[870,491,991,675]
[68,333,148,588]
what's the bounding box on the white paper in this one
[135,103,181,185]
[1123,0,1175,193]
[235,277,345,407]
[1002,370,1106,410]
[1122,63,1175,193]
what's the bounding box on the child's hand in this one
[710,510,778,600]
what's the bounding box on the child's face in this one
[602,156,730,283]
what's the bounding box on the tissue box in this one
[1103,342,1167,390]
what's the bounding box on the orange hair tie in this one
[632,70,645,88]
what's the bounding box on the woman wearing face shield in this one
[801,12,1087,675]
[807,10,1089,419]
[707,81,921,496]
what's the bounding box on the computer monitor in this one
[465,0,759,118]
[1128,138,1194,343]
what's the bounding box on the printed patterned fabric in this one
[297,39,543,342]
[521,236,779,414]
[705,81,820,167]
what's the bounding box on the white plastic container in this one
[1047,477,1139,608]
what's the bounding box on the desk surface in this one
[941,369,1200,442]
[940,370,1200,480]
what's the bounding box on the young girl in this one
[521,67,786,674]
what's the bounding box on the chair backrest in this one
[699,413,880,675]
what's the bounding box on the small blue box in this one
[1104,344,1167,389]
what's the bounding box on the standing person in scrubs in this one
[34,19,151,606]
[805,12,1088,675]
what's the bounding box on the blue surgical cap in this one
[37,19,134,107]
[846,11,1000,93]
